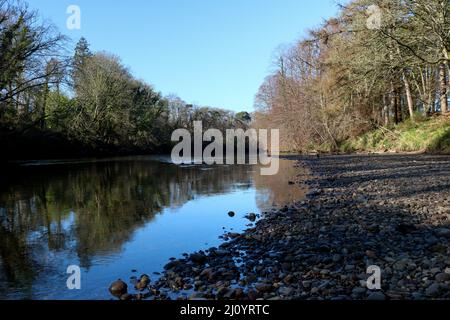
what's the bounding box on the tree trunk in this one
[383,94,389,126]
[402,70,415,120]
[439,62,448,114]
[397,90,403,123]
[41,83,49,130]
[391,82,399,124]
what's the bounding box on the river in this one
[0,156,306,299]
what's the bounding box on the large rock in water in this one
[109,280,128,297]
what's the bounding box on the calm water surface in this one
[0,156,306,299]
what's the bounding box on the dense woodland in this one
[0,0,250,159]
[254,0,449,152]
[1,0,449,158]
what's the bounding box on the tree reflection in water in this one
[0,157,306,299]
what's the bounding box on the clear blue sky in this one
[27,0,341,112]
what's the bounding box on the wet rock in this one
[164,260,182,270]
[190,253,207,265]
[227,233,240,239]
[135,274,150,291]
[228,211,235,217]
[245,213,257,222]
[109,280,128,297]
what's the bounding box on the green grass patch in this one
[340,116,450,154]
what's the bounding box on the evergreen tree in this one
[72,37,92,93]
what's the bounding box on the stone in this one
[200,268,214,280]
[109,280,128,297]
[283,274,294,284]
[435,273,450,283]
[278,286,294,296]
[164,260,182,270]
[216,287,232,299]
[255,283,273,293]
[425,283,449,297]
[190,253,207,265]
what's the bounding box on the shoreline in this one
[116,154,450,300]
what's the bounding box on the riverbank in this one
[0,126,173,163]
[336,115,450,155]
[119,154,450,300]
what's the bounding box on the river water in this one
[0,156,306,299]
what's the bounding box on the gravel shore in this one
[116,154,450,300]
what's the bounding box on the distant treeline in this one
[253,0,449,152]
[0,0,251,160]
